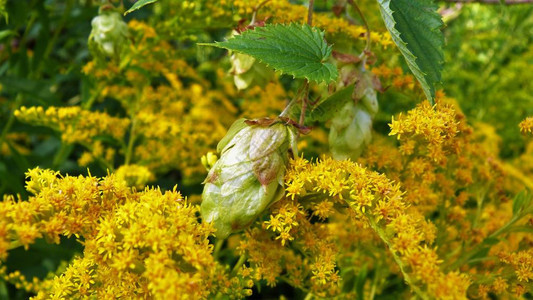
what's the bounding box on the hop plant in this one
[88,10,129,60]
[329,66,379,160]
[201,118,298,239]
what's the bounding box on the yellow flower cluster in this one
[240,219,341,297]
[499,249,533,283]
[114,164,154,188]
[358,98,533,297]
[14,106,129,145]
[372,64,416,91]
[0,168,257,298]
[389,100,460,164]
[284,156,470,299]
[519,116,533,134]
[212,0,393,47]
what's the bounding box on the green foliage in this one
[307,85,355,123]
[442,5,533,157]
[201,23,338,83]
[377,0,444,103]
[124,0,159,15]
[0,0,6,22]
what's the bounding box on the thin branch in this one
[250,0,271,25]
[348,0,371,54]
[299,82,309,127]
[442,0,533,4]
[307,0,314,26]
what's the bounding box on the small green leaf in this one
[468,247,491,264]
[482,237,500,246]
[307,85,355,123]
[200,23,338,83]
[506,226,533,234]
[512,191,527,215]
[0,30,16,42]
[124,0,159,15]
[376,0,444,104]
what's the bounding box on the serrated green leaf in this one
[124,0,159,15]
[307,85,355,123]
[377,0,444,104]
[200,23,338,83]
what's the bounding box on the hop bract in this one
[329,66,379,161]
[201,118,297,239]
[88,11,129,60]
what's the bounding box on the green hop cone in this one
[201,118,297,238]
[329,66,379,161]
[88,11,129,61]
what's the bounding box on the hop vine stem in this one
[348,0,371,54]
[250,0,271,25]
[307,0,314,26]
[295,0,314,130]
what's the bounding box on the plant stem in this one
[34,0,74,76]
[0,94,23,151]
[52,143,74,169]
[231,254,247,276]
[367,217,430,300]
[299,82,309,127]
[348,0,371,53]
[124,118,137,165]
[250,0,271,25]
[307,0,314,26]
[369,260,380,300]
[214,239,224,260]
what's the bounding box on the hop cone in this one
[88,11,129,60]
[329,66,379,161]
[201,119,297,238]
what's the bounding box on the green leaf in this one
[124,0,159,15]
[376,0,444,104]
[0,30,16,42]
[468,247,491,264]
[512,191,527,215]
[505,226,533,234]
[200,23,338,83]
[306,85,355,123]
[482,237,500,246]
